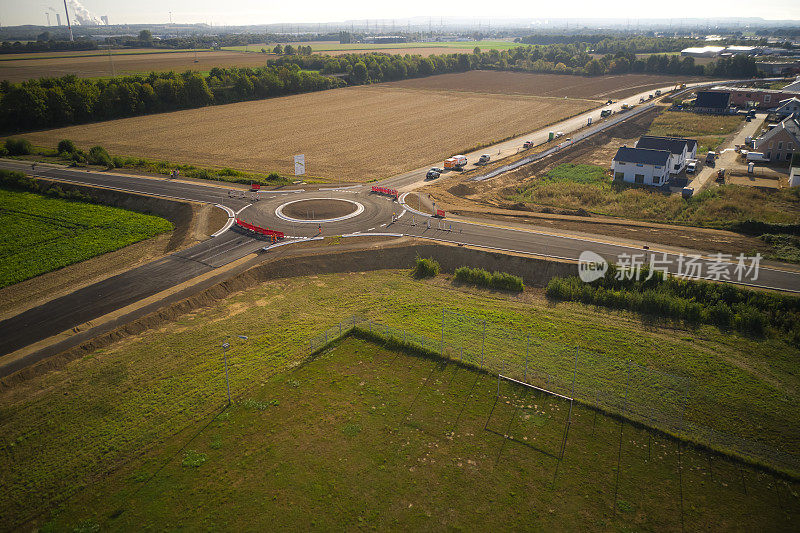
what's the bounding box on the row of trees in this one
[0,65,344,132]
[518,34,694,54]
[0,39,97,54]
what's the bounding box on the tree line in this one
[0,39,98,54]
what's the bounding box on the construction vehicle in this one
[444,155,468,170]
[523,140,535,149]
[601,109,612,118]
[655,89,662,96]
[716,168,726,182]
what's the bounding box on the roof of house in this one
[635,135,698,155]
[695,90,731,109]
[613,147,671,167]
[783,77,800,93]
[754,116,800,147]
[777,97,800,108]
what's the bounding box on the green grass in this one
[0,187,172,287]
[647,110,743,154]
[36,336,800,530]
[510,163,800,229]
[1,269,798,528]
[223,40,521,53]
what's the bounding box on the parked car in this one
[426,169,441,179]
[477,154,491,165]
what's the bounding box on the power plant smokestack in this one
[56,13,61,26]
[63,0,74,41]
[46,12,51,26]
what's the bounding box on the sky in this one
[2,0,800,27]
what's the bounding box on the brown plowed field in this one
[386,70,709,100]
[23,85,595,182]
[0,50,276,82]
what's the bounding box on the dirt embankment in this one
[0,179,228,320]
[0,240,576,388]
[421,108,770,257]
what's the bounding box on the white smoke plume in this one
[66,0,103,25]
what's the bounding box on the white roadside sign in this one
[294,154,305,176]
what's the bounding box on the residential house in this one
[694,91,732,114]
[635,135,698,174]
[612,147,671,186]
[753,116,800,163]
[775,97,800,118]
[711,86,800,109]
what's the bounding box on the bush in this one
[454,266,524,292]
[0,169,36,190]
[57,139,77,155]
[87,146,112,167]
[0,146,8,157]
[5,138,32,155]
[412,256,439,278]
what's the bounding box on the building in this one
[753,116,800,163]
[776,97,800,118]
[635,135,698,174]
[711,86,800,109]
[612,147,671,186]
[782,76,800,93]
[694,90,732,114]
[757,62,800,76]
[680,46,725,58]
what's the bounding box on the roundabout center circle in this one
[275,197,365,223]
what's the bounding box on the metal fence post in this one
[325,330,328,344]
[524,335,529,381]
[460,346,463,362]
[571,347,579,398]
[339,323,342,336]
[309,339,313,353]
[440,308,445,355]
[623,360,631,413]
[481,320,486,369]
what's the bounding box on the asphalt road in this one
[1,77,798,370]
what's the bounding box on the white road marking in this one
[235,204,252,216]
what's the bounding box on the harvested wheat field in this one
[0,50,276,82]
[23,85,596,181]
[387,70,709,100]
[316,47,475,57]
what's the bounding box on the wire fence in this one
[306,309,799,477]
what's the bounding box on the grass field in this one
[21,85,596,182]
[509,163,800,228]
[0,50,274,82]
[35,335,800,531]
[1,268,798,528]
[387,71,704,100]
[0,187,173,287]
[647,110,743,154]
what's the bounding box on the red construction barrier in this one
[250,183,261,191]
[371,186,398,198]
[235,218,284,240]
[436,209,446,218]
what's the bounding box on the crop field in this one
[224,39,520,53]
[21,85,596,182]
[387,70,708,100]
[1,268,798,529]
[0,50,275,82]
[35,335,800,531]
[0,187,173,287]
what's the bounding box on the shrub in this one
[0,169,36,190]
[111,156,125,168]
[0,146,8,157]
[4,138,32,155]
[87,145,112,167]
[412,256,439,278]
[57,139,77,155]
[454,266,524,292]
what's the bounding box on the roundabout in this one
[276,198,364,223]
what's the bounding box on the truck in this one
[444,155,468,170]
[600,109,612,118]
[686,159,698,173]
[523,140,535,149]
[621,103,630,110]
[705,151,716,167]
[655,89,662,97]
[682,187,694,199]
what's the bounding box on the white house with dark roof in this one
[776,97,800,118]
[612,147,671,186]
[634,135,698,174]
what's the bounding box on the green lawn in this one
[647,110,743,154]
[0,187,173,287]
[224,40,521,53]
[1,269,798,528]
[509,163,800,229]
[36,336,800,531]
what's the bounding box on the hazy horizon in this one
[2,0,800,29]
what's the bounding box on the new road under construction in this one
[1,78,797,380]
